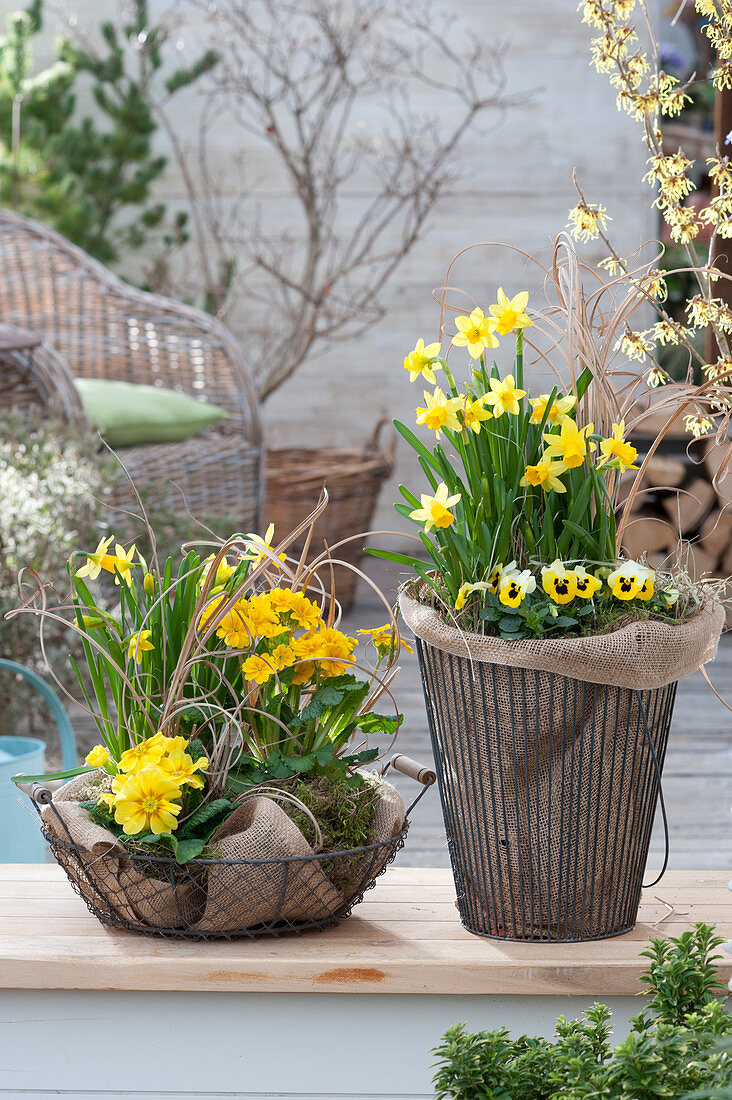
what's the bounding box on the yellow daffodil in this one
[100,543,139,587]
[541,559,577,604]
[158,748,209,791]
[571,565,603,599]
[404,337,442,383]
[75,535,115,582]
[85,744,110,768]
[118,733,167,776]
[520,458,567,494]
[113,766,183,836]
[242,653,277,685]
[488,288,533,335]
[607,560,653,601]
[143,572,155,597]
[482,374,527,418]
[242,524,287,570]
[498,568,536,608]
[416,387,463,437]
[357,624,413,657]
[542,420,596,469]
[409,482,461,533]
[201,554,236,588]
[127,629,155,664]
[598,421,638,471]
[529,393,576,426]
[451,307,499,359]
[461,394,492,434]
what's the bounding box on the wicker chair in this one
[0,209,262,527]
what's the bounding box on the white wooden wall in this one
[21,0,654,535]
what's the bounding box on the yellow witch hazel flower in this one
[497,564,536,609]
[598,421,638,472]
[404,337,442,384]
[542,420,595,469]
[488,289,533,335]
[483,374,527,418]
[416,387,463,437]
[529,392,576,427]
[541,559,577,605]
[409,482,461,533]
[451,307,499,359]
[113,766,183,836]
[567,201,610,243]
[520,457,567,494]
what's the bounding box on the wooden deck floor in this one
[61,565,732,874]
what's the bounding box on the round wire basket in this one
[31,755,434,941]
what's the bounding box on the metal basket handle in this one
[382,753,436,818]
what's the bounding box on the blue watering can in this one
[0,658,76,863]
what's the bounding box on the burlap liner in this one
[43,773,405,934]
[400,591,724,939]
[400,591,725,690]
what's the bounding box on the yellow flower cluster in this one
[357,624,413,659]
[519,408,637,499]
[76,536,140,587]
[567,201,610,243]
[200,586,357,687]
[85,733,209,837]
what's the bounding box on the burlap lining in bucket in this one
[43,772,405,934]
[400,591,725,690]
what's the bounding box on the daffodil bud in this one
[82,614,105,629]
[144,572,155,597]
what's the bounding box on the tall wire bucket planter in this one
[401,591,725,943]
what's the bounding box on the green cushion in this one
[74,378,228,447]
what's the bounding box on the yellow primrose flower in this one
[85,744,110,768]
[75,535,115,582]
[529,393,576,426]
[416,387,464,437]
[498,568,536,609]
[163,735,189,753]
[357,624,413,657]
[158,748,209,791]
[571,566,602,599]
[127,629,155,665]
[482,374,527,418]
[598,421,638,472]
[542,420,595,469]
[451,307,499,359]
[245,594,283,639]
[282,591,322,631]
[242,653,278,685]
[242,524,287,570]
[461,394,492,434]
[199,594,254,649]
[404,337,442,384]
[409,482,461,533]
[306,626,358,678]
[270,643,297,670]
[291,661,316,686]
[113,766,183,836]
[520,458,567,494]
[97,791,115,811]
[488,288,533,335]
[541,559,577,605]
[118,733,167,776]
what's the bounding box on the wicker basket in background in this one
[265,419,395,612]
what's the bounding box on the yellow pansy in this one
[127,629,155,664]
[404,337,442,384]
[541,559,577,604]
[357,624,413,657]
[75,535,115,582]
[542,420,596,469]
[498,568,536,609]
[663,588,679,609]
[606,560,653,601]
[461,394,493,434]
[118,733,167,775]
[158,748,209,791]
[85,744,110,768]
[488,288,533,335]
[242,653,278,685]
[416,387,464,437]
[529,393,576,426]
[451,307,499,359]
[486,564,503,594]
[571,565,602,599]
[598,421,638,472]
[113,766,182,836]
[242,524,287,570]
[520,458,567,494]
[482,374,527,418]
[409,482,461,533]
[454,580,493,610]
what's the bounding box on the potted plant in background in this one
[9,494,432,938]
[373,240,727,942]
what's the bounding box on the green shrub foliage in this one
[432,924,732,1100]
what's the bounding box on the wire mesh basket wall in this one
[40,817,408,940]
[415,637,677,942]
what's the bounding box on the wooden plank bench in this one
[1,865,730,1099]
